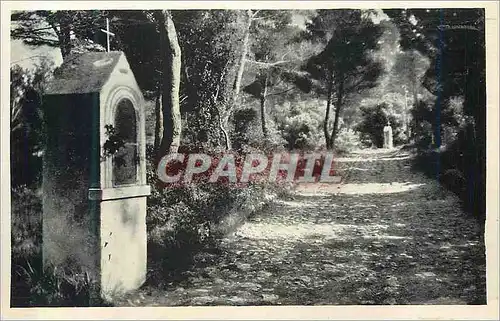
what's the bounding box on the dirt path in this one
[115,148,486,306]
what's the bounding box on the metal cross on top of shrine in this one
[100,18,115,52]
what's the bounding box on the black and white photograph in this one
[1,1,498,319]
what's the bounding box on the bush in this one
[272,99,325,150]
[145,146,285,285]
[413,124,485,225]
[11,145,287,302]
[334,128,362,154]
[11,186,42,262]
[411,94,485,226]
[11,60,54,187]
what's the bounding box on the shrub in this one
[272,99,325,150]
[145,145,286,285]
[411,93,485,226]
[413,124,485,225]
[11,186,42,261]
[10,60,54,187]
[11,185,42,307]
[334,128,362,154]
[11,144,288,301]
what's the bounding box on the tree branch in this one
[250,9,262,19]
[246,59,292,67]
[11,105,23,123]
[266,87,296,97]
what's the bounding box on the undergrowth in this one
[10,147,287,305]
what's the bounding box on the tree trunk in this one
[49,13,72,60]
[156,10,182,158]
[220,9,253,150]
[409,52,419,106]
[408,51,418,139]
[209,65,231,150]
[324,68,334,149]
[220,116,231,150]
[330,78,344,150]
[232,10,253,108]
[154,89,163,153]
[260,73,268,137]
[60,31,72,58]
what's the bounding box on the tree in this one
[304,9,383,149]
[388,50,430,138]
[154,10,182,157]
[384,8,485,148]
[216,9,276,149]
[172,10,255,150]
[365,31,432,141]
[10,60,54,186]
[385,8,486,219]
[106,11,164,152]
[230,10,254,117]
[243,11,314,138]
[170,10,230,148]
[11,10,106,60]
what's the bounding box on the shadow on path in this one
[114,148,486,306]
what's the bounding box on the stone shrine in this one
[383,121,394,149]
[42,51,150,297]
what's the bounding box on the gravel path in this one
[115,148,486,306]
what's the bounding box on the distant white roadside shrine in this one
[42,51,150,298]
[383,121,394,149]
